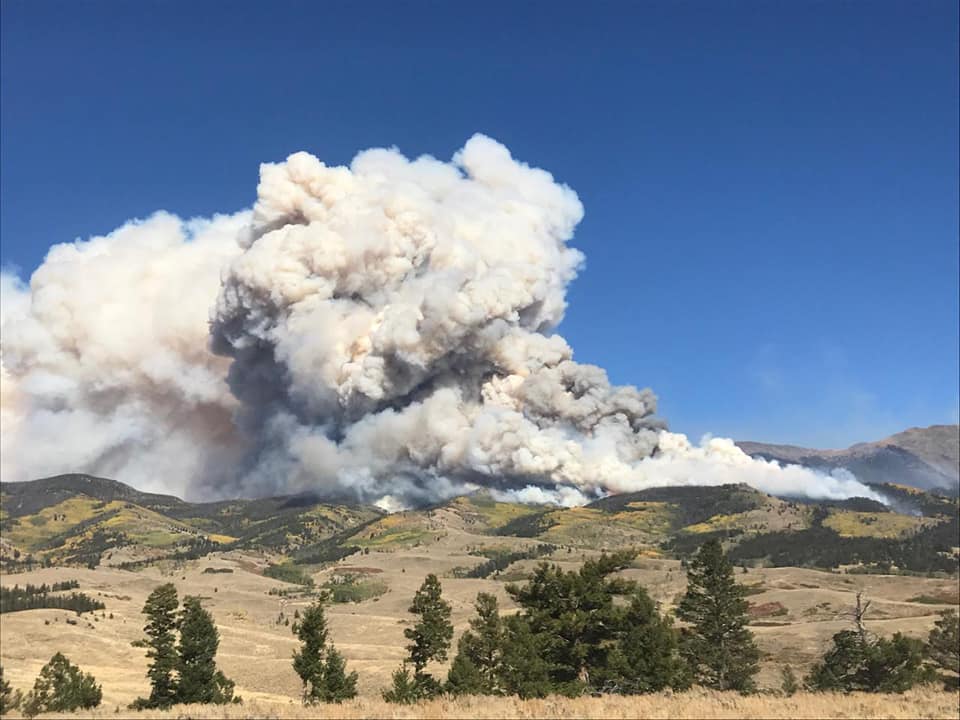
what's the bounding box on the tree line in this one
[1,539,957,715]
[0,580,104,615]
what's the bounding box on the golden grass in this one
[823,511,931,538]
[20,688,960,719]
[349,513,437,550]
[446,495,544,530]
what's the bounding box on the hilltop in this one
[738,424,959,494]
[2,473,957,576]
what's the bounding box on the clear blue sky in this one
[2,0,957,448]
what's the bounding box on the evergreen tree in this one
[399,574,452,699]
[382,664,420,704]
[21,653,101,718]
[176,596,235,704]
[602,588,689,693]
[507,552,637,695]
[807,630,930,692]
[927,609,959,688]
[676,540,759,692]
[780,666,799,696]
[0,664,19,715]
[134,583,180,709]
[292,600,358,703]
[498,615,553,699]
[447,593,504,695]
[496,551,687,697]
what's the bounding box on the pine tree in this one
[604,588,688,693]
[382,664,420,704]
[20,653,101,718]
[320,647,358,702]
[677,540,759,692]
[780,665,799,696]
[176,596,234,704]
[385,574,452,702]
[133,583,180,709]
[807,630,930,692]
[807,594,932,693]
[404,574,452,695]
[498,615,552,699]
[927,609,959,688]
[447,592,504,695]
[0,664,20,715]
[292,600,357,703]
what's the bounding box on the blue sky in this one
[2,0,957,448]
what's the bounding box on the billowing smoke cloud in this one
[1,135,883,506]
[0,213,247,498]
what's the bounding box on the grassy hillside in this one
[2,477,956,576]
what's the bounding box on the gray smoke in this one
[1,135,883,506]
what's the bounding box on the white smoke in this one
[0,213,247,498]
[0,135,884,505]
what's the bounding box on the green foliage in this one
[404,574,453,677]
[264,562,315,587]
[506,551,686,696]
[0,665,20,715]
[384,574,453,702]
[677,540,760,692]
[729,514,959,574]
[319,648,358,703]
[927,609,959,688]
[600,589,689,694]
[453,545,557,579]
[806,629,931,692]
[134,583,179,709]
[176,597,235,704]
[498,615,553,699]
[323,574,388,603]
[21,653,101,717]
[292,601,358,703]
[1,581,103,614]
[780,665,799,696]
[382,664,424,704]
[447,593,504,695]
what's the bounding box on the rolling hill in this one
[1,472,958,704]
[2,472,956,577]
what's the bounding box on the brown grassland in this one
[8,689,959,719]
[2,495,959,718]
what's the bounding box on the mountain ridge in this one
[737,424,959,495]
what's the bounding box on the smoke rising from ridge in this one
[0,135,883,505]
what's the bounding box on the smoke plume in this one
[1,135,882,506]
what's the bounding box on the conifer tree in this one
[382,664,420,704]
[498,615,552,699]
[780,666,799,696]
[134,583,180,709]
[176,596,235,704]
[21,653,101,718]
[0,664,19,715]
[447,592,504,695]
[927,609,959,688]
[807,630,929,692]
[508,553,625,695]
[604,588,689,693]
[385,574,452,701]
[677,540,759,692]
[499,551,687,697]
[292,600,358,703]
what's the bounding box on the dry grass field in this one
[2,495,958,718]
[7,689,959,719]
